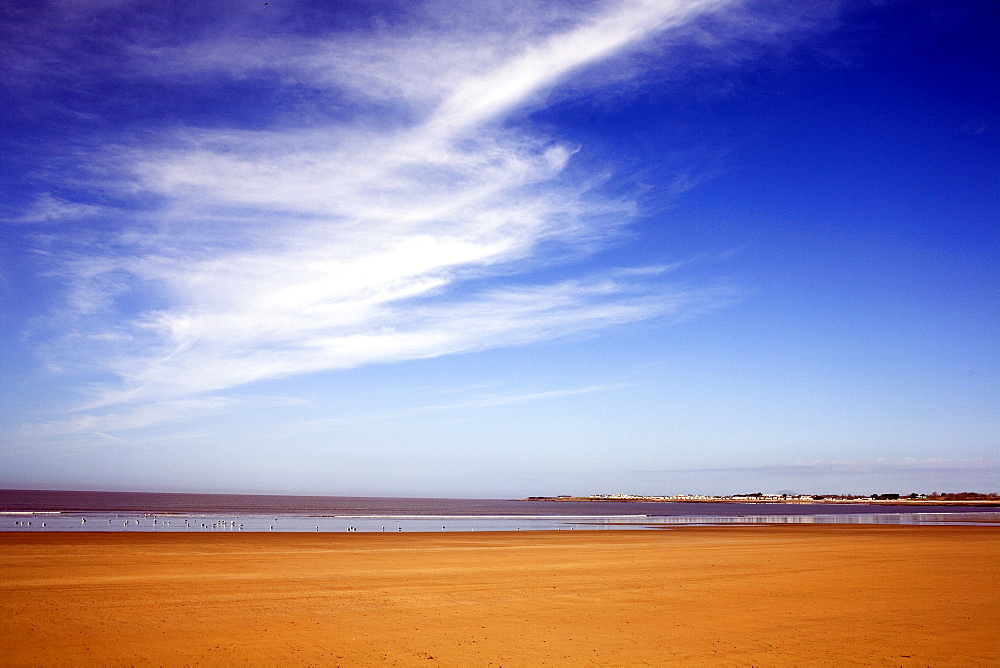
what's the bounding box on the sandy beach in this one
[1,525,997,666]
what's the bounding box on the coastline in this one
[2,525,997,666]
[525,496,1000,507]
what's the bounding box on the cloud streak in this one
[289,383,629,431]
[16,0,748,433]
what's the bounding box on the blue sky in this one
[1,0,996,497]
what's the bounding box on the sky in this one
[1,0,997,498]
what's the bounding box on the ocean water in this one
[2,489,997,532]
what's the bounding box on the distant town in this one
[527,492,1000,505]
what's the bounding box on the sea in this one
[1,489,997,533]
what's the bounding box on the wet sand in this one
[1,525,997,666]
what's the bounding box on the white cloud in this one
[3,193,104,225]
[20,397,236,439]
[28,0,745,432]
[293,383,630,430]
[426,0,728,135]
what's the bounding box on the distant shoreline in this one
[524,496,1000,507]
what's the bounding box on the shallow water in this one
[2,489,997,531]
[2,510,999,532]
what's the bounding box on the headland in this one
[526,491,1000,506]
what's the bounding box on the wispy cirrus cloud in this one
[326,382,632,425]
[13,0,763,434]
[2,193,104,225]
[17,397,236,441]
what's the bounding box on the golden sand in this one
[1,525,997,666]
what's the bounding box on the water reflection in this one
[2,510,997,532]
[575,512,1000,528]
